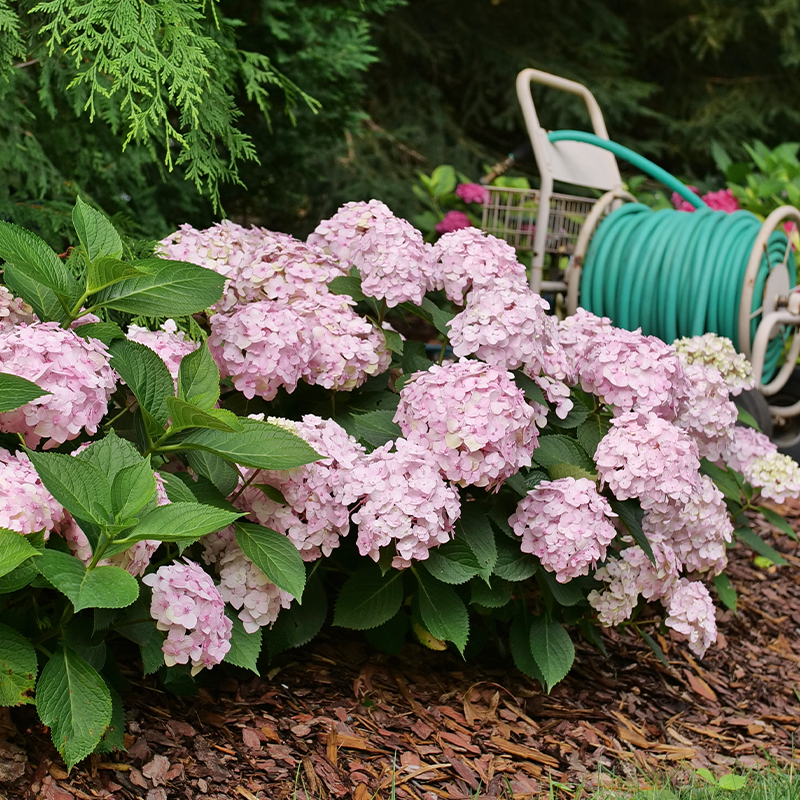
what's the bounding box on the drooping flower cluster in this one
[510,478,617,583]
[674,332,754,396]
[346,438,461,568]
[0,448,64,537]
[307,200,395,265]
[0,323,116,447]
[234,416,365,561]
[435,210,472,234]
[351,214,436,307]
[142,560,232,674]
[394,360,538,489]
[432,228,526,303]
[664,579,718,655]
[455,183,489,204]
[126,320,199,382]
[202,527,294,633]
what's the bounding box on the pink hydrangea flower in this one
[394,359,538,489]
[143,560,232,674]
[435,210,472,234]
[671,186,700,212]
[307,200,396,265]
[0,322,116,448]
[574,327,690,419]
[674,361,738,462]
[743,452,800,503]
[665,579,717,656]
[0,448,64,536]
[202,527,293,633]
[0,287,35,331]
[510,478,617,582]
[351,214,437,307]
[722,426,777,474]
[529,374,574,420]
[703,189,740,214]
[447,285,554,372]
[674,333,754,396]
[455,183,489,204]
[432,228,526,303]
[126,319,199,383]
[234,415,365,561]
[595,412,701,513]
[555,309,614,381]
[346,438,461,569]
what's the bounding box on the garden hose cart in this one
[480,68,800,443]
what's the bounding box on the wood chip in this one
[489,736,559,767]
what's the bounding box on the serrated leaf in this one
[177,345,220,410]
[538,570,585,606]
[511,369,547,405]
[547,463,597,481]
[415,570,469,654]
[576,416,605,457]
[254,484,287,505]
[0,559,38,594]
[402,341,433,375]
[0,528,40,578]
[73,197,123,263]
[37,646,112,769]
[156,471,199,504]
[235,522,306,600]
[90,259,225,316]
[166,397,243,433]
[0,221,78,299]
[72,322,126,347]
[457,511,497,583]
[328,275,365,301]
[4,262,67,323]
[508,615,545,684]
[36,551,139,612]
[383,328,404,355]
[525,469,549,490]
[109,339,174,427]
[609,498,655,564]
[178,418,320,471]
[353,409,401,448]
[532,435,594,471]
[26,449,112,525]
[96,686,125,754]
[108,504,242,553]
[757,505,798,541]
[333,565,404,630]
[0,373,49,412]
[74,430,143,483]
[529,615,575,693]
[551,404,590,429]
[419,297,455,335]
[224,613,262,674]
[267,574,326,659]
[470,579,513,608]
[494,535,538,581]
[700,458,743,503]
[734,526,788,565]
[713,573,738,611]
[86,258,146,294]
[0,623,37,706]
[186,450,240,496]
[424,540,481,584]
[111,461,156,521]
[736,407,761,431]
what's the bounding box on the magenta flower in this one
[435,210,472,234]
[702,189,740,213]
[455,183,489,204]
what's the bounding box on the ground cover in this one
[2,503,799,800]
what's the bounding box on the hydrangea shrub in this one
[0,197,797,769]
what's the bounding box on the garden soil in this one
[4,503,800,800]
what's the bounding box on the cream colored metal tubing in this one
[749,309,800,395]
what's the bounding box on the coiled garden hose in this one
[546,130,796,381]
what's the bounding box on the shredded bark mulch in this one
[4,501,800,800]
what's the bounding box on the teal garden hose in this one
[547,130,797,382]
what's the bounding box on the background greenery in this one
[4,0,800,243]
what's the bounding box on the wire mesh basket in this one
[480,185,598,256]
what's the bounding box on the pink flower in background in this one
[435,210,472,234]
[0,448,64,537]
[671,187,699,212]
[671,187,739,214]
[455,183,489,205]
[126,320,199,384]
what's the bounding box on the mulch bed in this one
[4,502,800,800]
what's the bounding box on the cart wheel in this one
[734,388,773,440]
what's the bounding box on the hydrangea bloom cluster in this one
[447,285,554,371]
[674,361,738,461]
[555,309,614,379]
[744,452,800,504]
[126,319,199,382]
[435,210,472,234]
[346,438,461,569]
[143,560,232,673]
[455,183,489,204]
[0,323,116,447]
[394,360,538,489]
[0,448,64,536]
[722,426,777,473]
[307,199,395,265]
[510,478,617,583]
[572,327,689,418]
[672,187,739,214]
[664,579,718,656]
[673,332,754,396]
[202,527,293,633]
[595,412,700,513]
[0,287,35,331]
[431,228,526,303]
[234,415,365,561]
[351,214,436,307]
